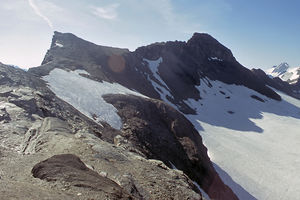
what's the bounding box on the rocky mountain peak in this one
[42,31,129,65]
[187,32,235,62]
[271,62,290,75]
[265,62,300,86]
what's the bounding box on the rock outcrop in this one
[32,154,133,200]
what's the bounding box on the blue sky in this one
[0,0,299,69]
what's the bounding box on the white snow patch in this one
[181,78,300,200]
[43,68,145,129]
[143,57,177,108]
[55,42,64,48]
[143,57,169,90]
[208,57,223,61]
[288,67,300,81]
[266,63,300,84]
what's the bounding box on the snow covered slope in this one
[43,68,145,129]
[183,79,300,200]
[142,57,177,108]
[134,53,300,199]
[266,63,300,84]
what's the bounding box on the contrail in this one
[28,0,53,29]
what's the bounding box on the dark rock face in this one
[180,33,281,101]
[104,94,238,200]
[32,154,132,199]
[43,31,129,65]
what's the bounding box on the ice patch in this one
[55,42,64,48]
[143,57,169,90]
[43,68,145,129]
[208,57,223,61]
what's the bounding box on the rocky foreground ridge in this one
[0,56,236,199]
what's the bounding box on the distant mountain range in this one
[266,62,300,84]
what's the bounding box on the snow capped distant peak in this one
[265,62,300,84]
[271,62,289,76]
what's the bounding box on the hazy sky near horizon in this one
[0,0,299,69]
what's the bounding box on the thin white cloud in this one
[28,0,53,28]
[91,3,119,20]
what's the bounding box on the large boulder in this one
[32,154,133,200]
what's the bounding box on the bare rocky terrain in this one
[0,62,209,199]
